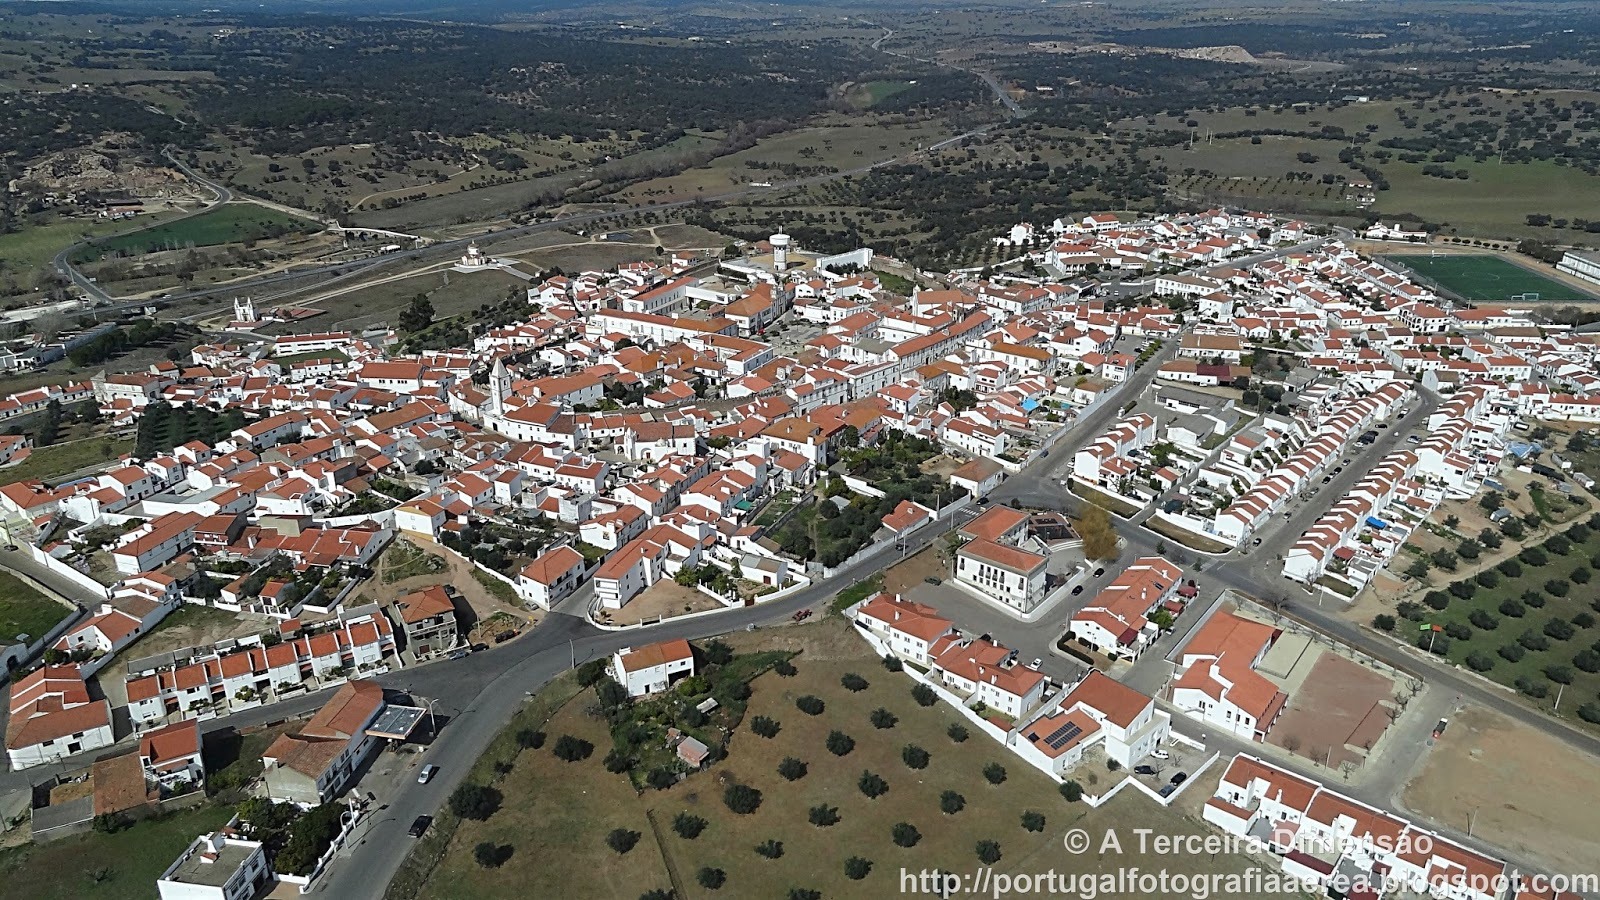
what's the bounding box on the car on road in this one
[1040,449,1049,457]
[1093,567,1106,577]
[1028,658,1042,670]
[1150,748,1169,760]
[1322,475,1332,484]
[448,649,469,660]
[1406,435,1421,443]
[1071,585,1084,596]
[1433,718,1449,738]
[1252,537,1263,546]
[418,764,439,784]
[1378,422,1389,429]
[408,815,433,837]
[1134,765,1158,776]
[1169,772,1188,785]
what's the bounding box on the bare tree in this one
[1281,735,1302,754]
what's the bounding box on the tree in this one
[474,842,512,868]
[449,784,501,820]
[882,655,903,672]
[607,829,641,854]
[1373,614,1396,632]
[844,856,873,880]
[892,823,922,847]
[1444,515,1461,530]
[1076,503,1119,560]
[1456,539,1481,560]
[673,812,707,839]
[911,684,938,707]
[940,790,966,814]
[777,757,808,781]
[724,783,763,814]
[1430,549,1458,571]
[576,659,609,686]
[697,867,726,890]
[870,708,898,729]
[983,762,1007,785]
[515,728,545,749]
[597,679,630,710]
[604,748,633,774]
[796,695,825,715]
[809,804,840,827]
[858,770,889,799]
[841,673,869,692]
[826,730,855,756]
[902,744,930,769]
[1060,781,1084,802]
[751,715,780,738]
[976,839,1003,864]
[553,735,594,762]
[399,295,435,332]
[754,839,784,859]
[1405,559,1431,580]
[1021,811,1046,832]
[704,639,734,665]
[948,723,969,743]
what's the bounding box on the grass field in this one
[0,570,71,645]
[1401,517,1600,729]
[0,218,166,277]
[408,620,1292,900]
[0,803,235,900]
[0,436,133,485]
[1383,254,1591,302]
[82,204,319,258]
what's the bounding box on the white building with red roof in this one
[853,593,956,666]
[1171,607,1288,741]
[1068,557,1184,659]
[1017,670,1169,773]
[610,639,696,697]
[5,665,114,768]
[930,637,1046,719]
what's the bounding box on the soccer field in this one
[1383,254,1593,302]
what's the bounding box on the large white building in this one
[158,829,274,900]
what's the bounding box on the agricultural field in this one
[1384,253,1594,302]
[403,619,1294,900]
[0,571,72,646]
[79,204,319,259]
[0,436,134,486]
[1381,515,1600,730]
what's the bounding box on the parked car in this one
[1159,784,1177,798]
[408,815,433,838]
[418,764,439,784]
[1071,585,1084,596]
[1093,567,1106,577]
[1134,765,1158,776]
[1252,537,1263,546]
[1150,748,1170,760]
[1406,435,1421,443]
[1433,718,1449,738]
[1169,772,1188,785]
[1321,475,1333,484]
[447,649,469,661]
[925,576,942,585]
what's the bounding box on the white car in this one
[1028,658,1042,670]
[1150,748,1170,760]
[417,764,439,784]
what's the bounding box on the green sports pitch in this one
[1383,254,1593,302]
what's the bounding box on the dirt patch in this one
[917,453,965,479]
[882,545,951,597]
[112,606,269,679]
[353,536,533,628]
[1401,706,1600,876]
[601,580,725,627]
[1267,651,1399,772]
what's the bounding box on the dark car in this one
[1169,772,1188,786]
[1134,765,1158,776]
[1071,585,1084,596]
[1159,784,1176,798]
[1093,567,1106,577]
[408,815,433,838]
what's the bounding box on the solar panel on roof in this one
[1043,722,1083,749]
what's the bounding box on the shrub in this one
[474,842,512,868]
[826,731,855,756]
[1397,601,1425,621]
[795,695,825,715]
[1480,529,1503,550]
[1500,599,1527,618]
[1469,609,1499,631]
[870,708,898,729]
[1445,622,1472,641]
[789,890,820,900]
[777,757,808,781]
[844,856,873,880]
[1574,650,1600,673]
[1476,570,1500,589]
[1418,632,1450,655]
[553,735,595,762]
[858,770,889,799]
[1060,780,1084,802]
[1456,539,1481,560]
[902,744,930,770]
[1519,630,1551,652]
[1545,618,1576,641]
[604,749,633,774]
[515,728,545,749]
[1499,643,1527,663]
[1545,665,1575,685]
[948,723,969,743]
[1466,652,1495,672]
[723,783,763,815]
[647,768,677,791]
[697,867,726,890]
[704,639,734,665]
[1524,589,1547,608]
[1497,559,1523,578]
[841,673,869,692]
[1515,676,1549,698]
[1021,811,1046,832]
[892,823,922,847]
[1546,579,1572,597]
[607,828,642,855]
[1569,523,1592,542]
[976,840,1003,864]
[1548,534,1572,555]
[882,655,903,672]
[751,715,781,738]
[673,812,707,839]
[1373,614,1396,632]
[912,684,938,707]
[1448,581,1476,601]
[1579,703,1600,725]
[754,839,784,859]
[1424,590,1451,610]
[774,660,797,677]
[809,804,840,827]
[1431,549,1458,571]
[1576,613,1595,629]
[940,790,966,815]
[1573,567,1592,585]
[984,762,1008,785]
[1106,759,1122,772]
[641,890,672,900]
[449,784,502,821]
[1521,547,1548,567]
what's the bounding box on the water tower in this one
[770,232,791,271]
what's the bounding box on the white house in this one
[157,829,274,900]
[4,666,115,769]
[516,545,587,610]
[853,593,956,666]
[610,639,696,697]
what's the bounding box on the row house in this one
[1170,607,1288,742]
[852,593,957,666]
[1068,557,1183,659]
[1018,670,1170,773]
